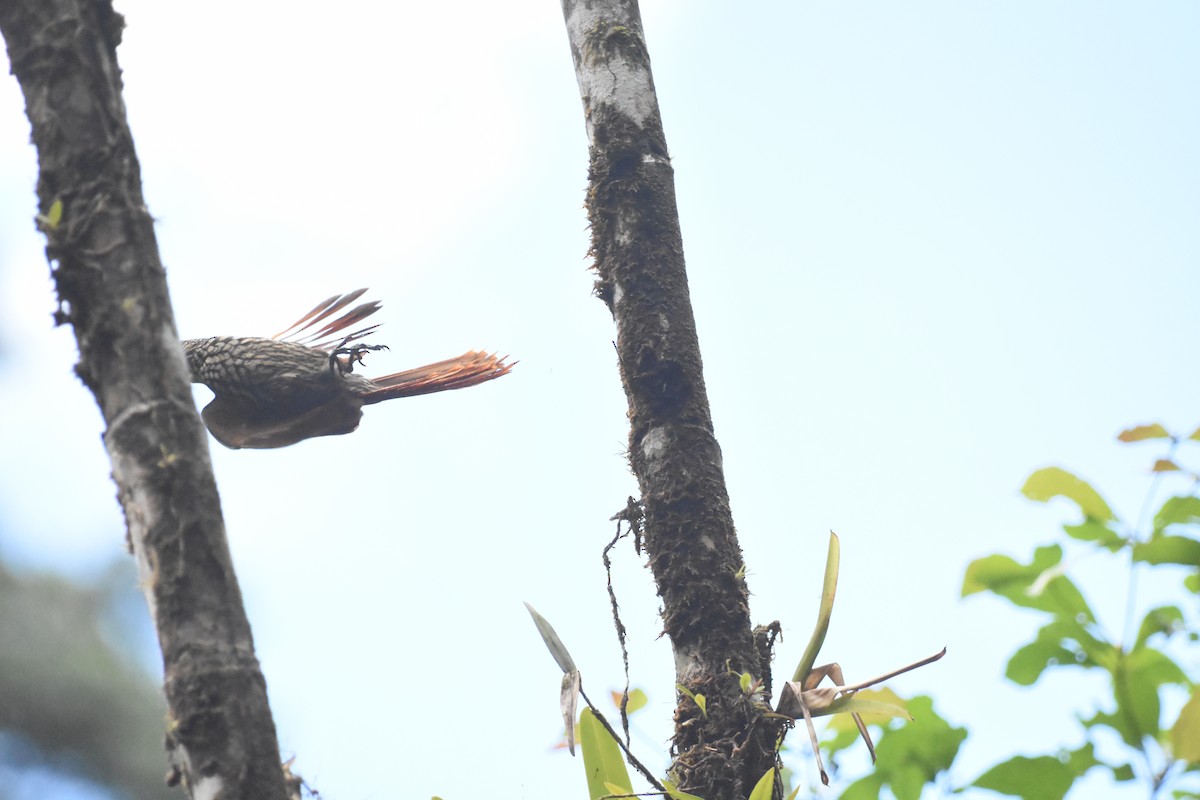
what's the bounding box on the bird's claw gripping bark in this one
[330,340,390,376]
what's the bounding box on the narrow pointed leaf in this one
[794,532,840,682]
[525,602,578,674]
[747,768,777,800]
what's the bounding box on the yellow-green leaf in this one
[747,768,776,800]
[825,688,907,729]
[579,707,631,800]
[1117,423,1170,442]
[1021,467,1115,521]
[610,688,648,715]
[1171,689,1200,763]
[676,684,707,718]
[36,198,64,231]
[1152,459,1180,472]
[662,779,707,800]
[818,695,911,721]
[793,532,840,682]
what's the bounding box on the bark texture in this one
[0,2,289,797]
[560,1,780,795]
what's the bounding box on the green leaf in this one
[739,672,753,693]
[868,696,966,796]
[890,764,929,800]
[1110,762,1135,781]
[1135,605,1184,648]
[747,768,776,800]
[840,774,885,800]
[1061,519,1125,549]
[824,687,908,728]
[1109,647,1188,747]
[819,695,911,721]
[1190,425,1200,442]
[1021,467,1115,521]
[1154,496,1200,534]
[962,546,1095,620]
[1152,459,1181,472]
[578,707,631,800]
[973,755,1076,800]
[676,684,706,718]
[1005,615,1115,685]
[1063,742,1101,775]
[793,532,840,682]
[1170,688,1200,763]
[1006,639,1078,686]
[36,198,63,231]
[1133,536,1200,567]
[661,779,706,800]
[1117,423,1171,442]
[615,688,648,716]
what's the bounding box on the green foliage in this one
[578,707,632,800]
[836,695,966,800]
[960,422,1200,797]
[973,754,1078,800]
[803,421,1200,799]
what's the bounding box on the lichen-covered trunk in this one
[0,2,289,797]
[559,1,780,795]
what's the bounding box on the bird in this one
[181,289,512,449]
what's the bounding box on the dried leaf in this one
[1117,423,1170,443]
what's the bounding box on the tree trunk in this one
[0,2,289,797]
[559,1,780,795]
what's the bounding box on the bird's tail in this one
[360,351,513,404]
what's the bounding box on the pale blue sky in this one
[1,2,1197,798]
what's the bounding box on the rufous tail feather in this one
[361,351,513,404]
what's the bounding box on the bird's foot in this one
[330,339,389,376]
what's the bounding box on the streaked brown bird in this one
[182,289,512,449]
